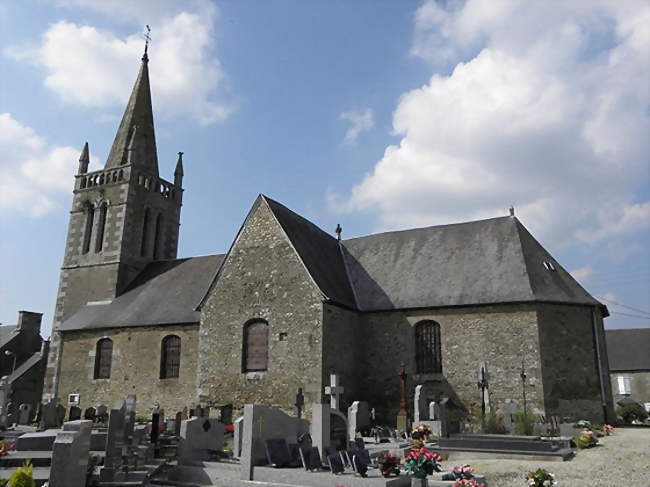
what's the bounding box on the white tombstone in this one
[414,385,428,422]
[179,417,225,464]
[233,416,244,458]
[429,401,438,420]
[347,401,370,441]
[311,403,330,463]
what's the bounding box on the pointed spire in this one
[104,52,158,176]
[78,142,90,174]
[174,152,184,187]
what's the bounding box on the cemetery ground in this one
[459,427,650,487]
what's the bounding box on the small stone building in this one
[43,52,614,424]
[0,311,49,424]
[606,328,650,412]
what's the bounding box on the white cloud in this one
[334,0,650,248]
[570,266,594,284]
[7,1,229,125]
[0,113,99,217]
[340,108,374,145]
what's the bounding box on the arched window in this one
[140,208,150,256]
[415,320,442,374]
[82,204,95,254]
[94,202,107,253]
[243,319,269,372]
[153,213,163,260]
[160,335,181,379]
[94,338,113,379]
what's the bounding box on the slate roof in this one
[264,196,357,308]
[606,328,650,371]
[59,255,223,331]
[0,325,18,349]
[341,216,604,312]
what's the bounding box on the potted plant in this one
[411,423,433,441]
[377,452,401,478]
[573,428,598,449]
[525,468,557,486]
[404,445,442,486]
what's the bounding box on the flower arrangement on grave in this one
[525,468,557,486]
[411,423,433,440]
[0,441,8,457]
[453,479,486,487]
[573,428,598,449]
[404,445,442,479]
[377,452,401,478]
[603,424,614,435]
[442,464,477,482]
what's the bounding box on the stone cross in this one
[477,362,491,415]
[294,388,305,419]
[324,373,344,411]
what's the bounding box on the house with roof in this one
[43,51,614,425]
[0,311,48,425]
[606,328,650,413]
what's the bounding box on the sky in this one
[0,0,648,336]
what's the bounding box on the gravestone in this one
[429,401,438,420]
[328,452,345,474]
[68,405,81,421]
[265,438,293,467]
[174,411,183,437]
[83,406,96,421]
[150,406,162,451]
[178,417,225,464]
[41,398,65,429]
[347,401,370,441]
[49,420,92,487]
[311,403,330,465]
[324,373,344,411]
[96,404,108,423]
[503,399,517,433]
[477,362,491,414]
[240,404,310,480]
[99,400,126,482]
[414,385,427,422]
[233,416,244,458]
[221,404,233,424]
[299,446,323,471]
[18,403,32,425]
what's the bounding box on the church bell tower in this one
[43,49,184,399]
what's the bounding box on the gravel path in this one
[460,428,650,487]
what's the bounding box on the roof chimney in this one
[509,206,515,217]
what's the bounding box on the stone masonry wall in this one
[322,303,361,411]
[357,305,545,424]
[536,303,614,423]
[57,324,198,416]
[198,198,324,417]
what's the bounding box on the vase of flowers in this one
[378,452,401,478]
[573,428,598,449]
[404,445,442,481]
[526,468,557,486]
[442,464,477,482]
[411,423,433,441]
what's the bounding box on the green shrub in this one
[7,460,35,487]
[480,411,506,434]
[514,411,538,436]
[617,402,649,424]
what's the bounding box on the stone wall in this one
[536,303,614,422]
[57,324,198,415]
[198,198,324,416]
[357,304,545,424]
[322,303,361,410]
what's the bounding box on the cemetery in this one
[1,369,644,487]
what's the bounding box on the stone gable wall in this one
[536,303,614,422]
[356,304,545,424]
[57,324,198,415]
[198,199,325,416]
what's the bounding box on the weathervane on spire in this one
[142,25,151,59]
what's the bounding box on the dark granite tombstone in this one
[353,437,364,450]
[288,443,302,467]
[96,405,109,424]
[17,403,32,425]
[328,453,345,474]
[340,450,351,468]
[56,404,66,425]
[352,453,369,477]
[150,408,161,446]
[220,404,233,424]
[265,438,292,467]
[324,445,338,466]
[299,446,323,472]
[83,407,96,421]
[174,411,182,437]
[69,405,82,421]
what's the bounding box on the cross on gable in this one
[324,373,344,411]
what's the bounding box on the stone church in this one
[43,52,615,426]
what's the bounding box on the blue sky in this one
[1,0,648,336]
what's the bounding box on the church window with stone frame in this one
[153,213,163,260]
[94,202,108,253]
[94,338,113,379]
[82,204,95,254]
[160,335,181,379]
[415,320,442,374]
[141,208,150,256]
[243,319,269,372]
